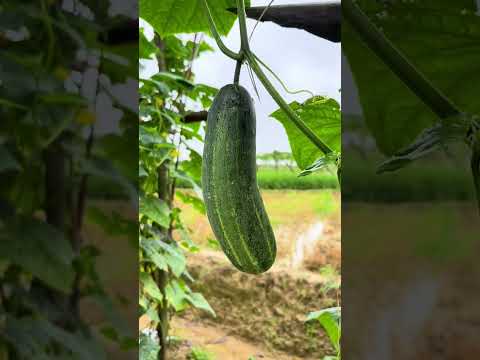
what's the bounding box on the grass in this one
[187,347,216,360]
[257,167,339,190]
[176,166,339,190]
[176,189,340,248]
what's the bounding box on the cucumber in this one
[202,84,276,274]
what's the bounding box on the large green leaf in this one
[140,0,246,36]
[343,1,480,155]
[306,307,341,353]
[140,195,171,228]
[0,217,74,292]
[140,272,164,303]
[140,28,158,59]
[4,316,105,359]
[270,96,341,170]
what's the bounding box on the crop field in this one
[257,167,339,190]
[176,167,339,191]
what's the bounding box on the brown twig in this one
[182,110,208,123]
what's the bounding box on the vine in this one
[200,0,335,157]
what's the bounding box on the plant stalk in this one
[245,52,333,155]
[233,59,242,84]
[343,0,460,120]
[236,0,250,51]
[201,0,241,60]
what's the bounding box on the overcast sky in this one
[193,0,341,153]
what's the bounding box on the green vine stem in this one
[201,0,241,60]
[237,0,332,155]
[201,0,333,155]
[236,0,250,52]
[246,52,333,155]
[343,0,460,120]
[233,59,242,84]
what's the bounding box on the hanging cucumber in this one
[202,84,276,274]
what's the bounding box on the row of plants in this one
[1,0,137,358]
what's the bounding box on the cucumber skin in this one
[202,84,276,274]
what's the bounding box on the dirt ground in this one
[170,317,305,360]
[138,190,342,359]
[168,249,340,359]
[164,190,341,360]
[342,203,480,360]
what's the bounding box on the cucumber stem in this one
[236,0,250,51]
[343,0,460,120]
[246,51,333,155]
[201,0,241,60]
[233,58,242,84]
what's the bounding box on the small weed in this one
[207,237,221,250]
[187,347,215,360]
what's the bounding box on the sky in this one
[193,0,341,153]
[141,0,341,154]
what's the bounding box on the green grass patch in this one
[257,167,338,190]
[176,166,339,190]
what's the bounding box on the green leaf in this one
[140,0,245,37]
[139,331,160,360]
[140,165,148,177]
[152,72,195,89]
[180,150,202,183]
[270,96,341,170]
[377,114,470,173]
[176,191,206,215]
[299,152,340,177]
[187,292,215,316]
[306,307,341,352]
[140,236,169,271]
[38,92,87,106]
[0,217,74,292]
[343,1,480,155]
[165,279,188,311]
[4,316,105,359]
[172,169,203,199]
[140,126,175,147]
[140,272,164,303]
[155,240,186,277]
[140,195,171,228]
[140,28,158,59]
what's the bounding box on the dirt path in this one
[170,318,304,360]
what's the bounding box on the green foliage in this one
[306,307,341,360]
[257,168,339,190]
[176,167,339,190]
[270,97,341,170]
[0,1,137,357]
[343,1,480,155]
[140,0,249,37]
[139,17,217,358]
[187,347,216,360]
[318,265,341,295]
[139,331,160,360]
